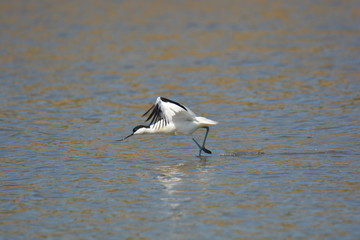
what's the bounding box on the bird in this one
[118,97,218,156]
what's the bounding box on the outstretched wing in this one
[142,97,168,126]
[142,97,195,127]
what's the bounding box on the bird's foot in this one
[202,147,212,154]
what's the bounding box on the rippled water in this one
[1,0,360,239]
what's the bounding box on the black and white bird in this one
[119,97,218,156]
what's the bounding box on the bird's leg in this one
[201,127,210,154]
[192,137,204,156]
[192,127,212,156]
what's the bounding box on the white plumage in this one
[119,97,217,156]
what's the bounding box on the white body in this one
[134,97,217,136]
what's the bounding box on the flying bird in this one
[119,97,217,156]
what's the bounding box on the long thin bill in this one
[117,133,133,141]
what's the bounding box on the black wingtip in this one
[142,104,155,117]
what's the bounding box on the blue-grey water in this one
[1,1,360,239]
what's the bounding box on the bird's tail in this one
[196,117,218,127]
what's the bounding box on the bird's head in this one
[117,125,149,141]
[132,125,149,135]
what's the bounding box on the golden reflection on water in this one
[1,0,359,239]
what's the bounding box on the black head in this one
[133,125,149,133]
[117,125,149,141]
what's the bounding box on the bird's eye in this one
[133,125,147,132]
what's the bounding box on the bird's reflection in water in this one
[153,159,210,216]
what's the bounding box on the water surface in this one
[1,0,360,239]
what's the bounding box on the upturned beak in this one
[117,133,133,141]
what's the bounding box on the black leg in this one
[192,137,203,155]
[201,127,210,154]
[192,127,212,156]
